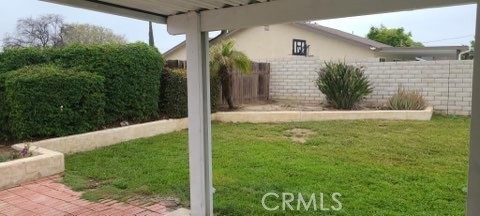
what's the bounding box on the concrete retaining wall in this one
[0,118,188,189]
[267,57,473,115]
[213,107,433,123]
[29,107,433,155]
[31,118,188,154]
[0,145,64,190]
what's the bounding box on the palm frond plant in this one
[315,61,373,110]
[210,39,252,109]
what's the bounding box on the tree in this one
[148,22,155,47]
[462,40,475,60]
[2,14,64,49]
[61,24,126,45]
[210,40,252,109]
[2,14,126,49]
[367,25,423,47]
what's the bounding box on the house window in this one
[292,39,307,56]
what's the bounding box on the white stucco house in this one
[164,22,468,62]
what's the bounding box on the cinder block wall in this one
[265,57,473,115]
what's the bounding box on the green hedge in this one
[0,71,15,141]
[5,65,105,139]
[0,43,163,123]
[159,68,220,118]
[0,48,51,73]
[51,43,163,122]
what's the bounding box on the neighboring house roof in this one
[163,22,391,57]
[376,46,469,60]
[163,22,467,59]
[291,22,391,49]
[163,30,239,57]
[378,46,469,53]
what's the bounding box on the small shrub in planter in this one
[388,87,427,110]
[316,62,373,110]
[0,144,33,162]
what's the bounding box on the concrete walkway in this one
[0,175,170,216]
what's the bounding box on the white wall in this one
[267,57,473,115]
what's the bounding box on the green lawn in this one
[64,115,470,215]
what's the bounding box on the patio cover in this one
[39,1,480,215]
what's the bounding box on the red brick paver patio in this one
[0,175,169,216]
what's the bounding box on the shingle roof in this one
[163,22,393,57]
[163,30,240,57]
[292,22,391,49]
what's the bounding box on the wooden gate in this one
[219,62,270,105]
[165,60,270,106]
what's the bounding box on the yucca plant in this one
[315,61,373,110]
[388,87,427,110]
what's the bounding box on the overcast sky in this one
[0,1,477,53]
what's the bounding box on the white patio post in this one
[185,11,214,216]
[467,2,480,216]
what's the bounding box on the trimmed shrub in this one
[159,68,220,118]
[0,48,51,74]
[159,68,188,118]
[5,65,105,139]
[0,71,16,141]
[0,43,163,124]
[49,43,163,123]
[388,87,427,110]
[316,62,373,110]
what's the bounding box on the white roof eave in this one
[40,0,476,35]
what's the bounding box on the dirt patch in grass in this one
[66,177,183,210]
[127,195,181,209]
[285,128,316,144]
[87,180,100,189]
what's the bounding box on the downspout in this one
[459,49,471,60]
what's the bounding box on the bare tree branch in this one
[2,14,65,49]
[61,23,126,45]
[2,14,127,50]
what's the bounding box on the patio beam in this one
[185,12,214,216]
[167,0,475,35]
[40,0,167,24]
[467,3,480,215]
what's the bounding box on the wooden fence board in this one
[165,60,270,106]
